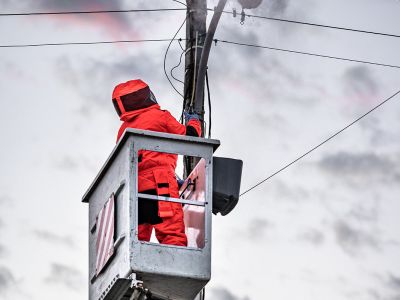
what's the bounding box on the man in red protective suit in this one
[112,79,201,247]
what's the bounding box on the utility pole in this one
[184,0,227,176]
[183,0,207,176]
[184,0,207,137]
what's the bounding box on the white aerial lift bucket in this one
[82,128,220,300]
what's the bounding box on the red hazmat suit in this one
[113,79,201,247]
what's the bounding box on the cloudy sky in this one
[0,0,399,299]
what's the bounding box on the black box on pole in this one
[212,157,243,216]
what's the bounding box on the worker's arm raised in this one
[164,111,201,137]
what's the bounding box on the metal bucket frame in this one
[82,129,220,300]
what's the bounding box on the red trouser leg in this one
[138,223,153,242]
[154,203,187,246]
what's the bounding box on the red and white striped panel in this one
[95,194,115,276]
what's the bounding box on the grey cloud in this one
[0,196,13,223]
[209,286,250,300]
[54,156,79,171]
[272,180,310,202]
[343,66,379,98]
[388,274,400,290]
[348,197,379,224]
[0,199,7,235]
[45,263,84,291]
[2,0,132,34]
[298,228,325,246]
[334,220,380,255]
[33,230,75,248]
[218,27,262,59]
[247,218,273,239]
[248,0,316,36]
[320,152,389,173]
[27,0,130,25]
[0,195,11,206]
[85,54,164,86]
[133,0,170,10]
[30,0,124,10]
[266,0,290,16]
[56,56,79,87]
[244,0,290,17]
[52,154,100,173]
[368,273,400,300]
[358,115,400,150]
[359,116,387,146]
[342,289,377,300]
[211,42,305,106]
[0,244,5,258]
[56,53,162,113]
[214,24,319,107]
[318,151,400,186]
[0,0,20,10]
[367,289,381,300]
[0,61,25,80]
[0,266,16,295]
[253,112,287,128]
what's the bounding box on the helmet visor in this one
[112,98,122,116]
[120,86,157,112]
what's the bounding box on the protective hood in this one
[112,79,158,117]
[119,104,160,122]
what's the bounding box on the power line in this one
[3,36,399,71]
[240,89,400,197]
[215,39,400,69]
[2,5,398,40]
[3,37,398,71]
[177,38,185,51]
[213,8,400,39]
[205,70,212,138]
[0,38,185,48]
[0,8,186,17]
[163,16,187,98]
[172,0,187,7]
[170,40,185,85]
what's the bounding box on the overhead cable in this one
[170,40,185,84]
[215,39,400,69]
[240,89,400,197]
[205,70,212,138]
[213,8,400,39]
[163,16,187,98]
[0,38,186,48]
[2,5,398,40]
[3,37,399,71]
[0,8,186,16]
[172,0,187,7]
